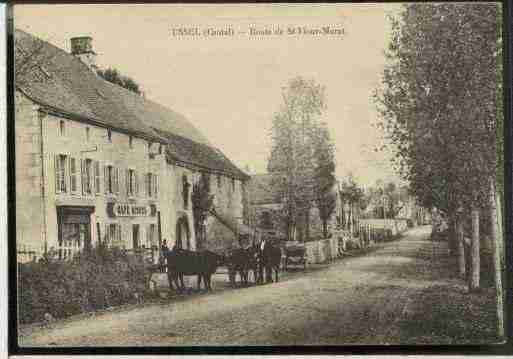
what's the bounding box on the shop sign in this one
[107,203,157,218]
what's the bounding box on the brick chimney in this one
[70,36,97,72]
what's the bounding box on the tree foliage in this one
[375,3,502,214]
[97,67,142,95]
[312,124,337,237]
[191,173,215,250]
[268,76,336,240]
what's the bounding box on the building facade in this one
[15,30,248,262]
[247,173,340,241]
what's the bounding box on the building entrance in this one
[56,206,94,259]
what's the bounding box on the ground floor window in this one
[57,206,93,260]
[146,223,156,249]
[104,222,122,248]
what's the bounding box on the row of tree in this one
[267,77,338,241]
[375,3,503,336]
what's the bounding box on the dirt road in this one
[19,226,498,346]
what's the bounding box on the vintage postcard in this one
[10,2,507,352]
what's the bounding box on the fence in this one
[358,218,409,236]
[18,245,160,265]
[304,237,339,264]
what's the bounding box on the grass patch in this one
[397,284,500,344]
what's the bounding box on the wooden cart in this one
[284,245,307,271]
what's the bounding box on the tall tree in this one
[268,77,327,241]
[376,3,502,331]
[312,123,337,238]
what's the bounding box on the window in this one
[154,174,159,196]
[105,223,122,247]
[104,165,118,194]
[55,154,67,193]
[129,136,133,149]
[59,120,65,136]
[146,224,156,249]
[69,157,78,193]
[94,161,101,194]
[217,175,222,189]
[146,173,153,198]
[182,175,190,209]
[81,159,93,195]
[261,211,273,230]
[158,144,163,154]
[85,127,90,141]
[127,169,137,197]
[107,129,112,142]
[114,167,119,194]
[232,178,235,192]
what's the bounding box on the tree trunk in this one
[489,179,504,338]
[349,204,354,237]
[469,205,480,291]
[456,218,465,278]
[448,213,457,256]
[305,209,310,241]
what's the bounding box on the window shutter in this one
[54,155,60,193]
[104,224,109,246]
[112,167,119,194]
[146,172,152,198]
[115,168,120,194]
[95,161,101,194]
[145,173,149,197]
[63,156,68,193]
[154,174,159,196]
[68,157,73,193]
[116,224,120,244]
[126,169,130,196]
[81,159,85,195]
[135,171,139,197]
[104,166,109,194]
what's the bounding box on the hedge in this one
[18,246,154,324]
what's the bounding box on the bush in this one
[18,246,153,324]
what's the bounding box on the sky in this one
[14,3,403,188]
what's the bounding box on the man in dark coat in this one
[159,239,169,273]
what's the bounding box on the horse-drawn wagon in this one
[283,243,307,271]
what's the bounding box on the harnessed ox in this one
[257,241,282,284]
[166,248,223,292]
[225,246,259,287]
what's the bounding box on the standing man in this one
[257,235,267,284]
[159,239,169,273]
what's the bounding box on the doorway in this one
[132,224,140,249]
[56,206,94,259]
[176,216,190,250]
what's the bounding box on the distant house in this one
[15,29,249,262]
[247,173,340,241]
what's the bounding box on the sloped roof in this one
[156,128,248,179]
[248,173,283,205]
[15,29,248,179]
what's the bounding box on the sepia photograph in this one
[10,2,507,351]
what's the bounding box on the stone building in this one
[247,173,340,241]
[15,30,248,262]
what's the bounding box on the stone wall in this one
[15,92,44,261]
